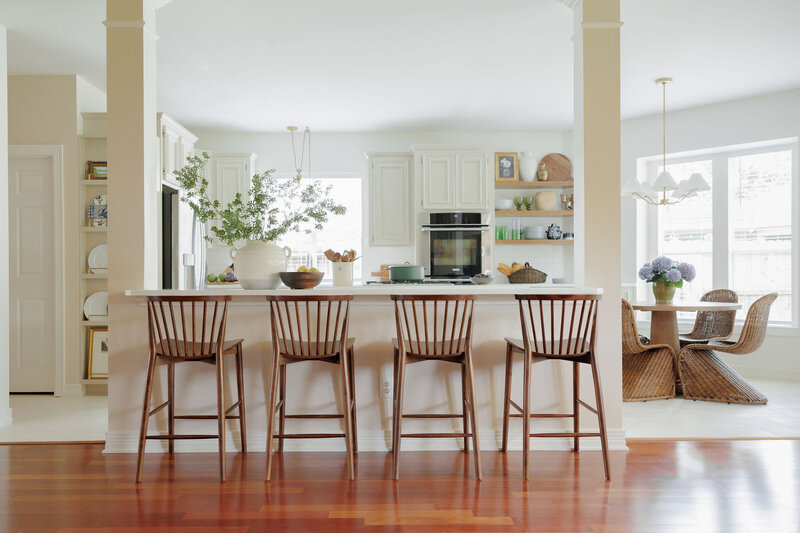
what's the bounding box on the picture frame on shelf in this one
[88,327,109,379]
[87,161,108,180]
[494,152,518,182]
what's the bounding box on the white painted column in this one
[572,0,624,441]
[0,24,12,427]
[105,0,162,444]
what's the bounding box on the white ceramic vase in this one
[332,262,354,286]
[535,191,557,210]
[519,152,538,182]
[230,240,291,289]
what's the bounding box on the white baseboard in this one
[104,428,627,454]
[0,408,12,428]
[61,384,85,397]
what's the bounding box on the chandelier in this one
[622,78,710,206]
[287,125,311,180]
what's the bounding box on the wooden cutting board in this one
[539,153,573,182]
[370,264,403,281]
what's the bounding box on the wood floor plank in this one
[0,441,797,532]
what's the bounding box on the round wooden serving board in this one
[539,153,573,182]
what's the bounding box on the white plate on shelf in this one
[84,291,108,321]
[87,244,108,273]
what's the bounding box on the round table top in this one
[631,301,742,312]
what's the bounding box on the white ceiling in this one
[1,0,799,132]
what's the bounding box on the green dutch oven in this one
[387,264,425,282]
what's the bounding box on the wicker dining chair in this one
[678,289,738,347]
[621,299,676,401]
[501,294,610,480]
[265,295,357,481]
[391,295,481,480]
[679,292,777,405]
[137,296,247,483]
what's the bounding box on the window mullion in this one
[712,154,728,289]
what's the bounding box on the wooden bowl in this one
[279,271,324,289]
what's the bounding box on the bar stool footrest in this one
[529,432,602,438]
[401,432,473,438]
[146,434,219,440]
[274,433,346,439]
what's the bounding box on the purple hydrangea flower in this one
[676,262,696,282]
[638,263,654,281]
[651,256,674,273]
[666,268,682,283]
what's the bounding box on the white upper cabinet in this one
[415,147,489,210]
[158,113,198,183]
[367,153,413,246]
[205,153,257,205]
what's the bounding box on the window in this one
[644,139,797,325]
[278,176,363,281]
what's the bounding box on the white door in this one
[421,153,455,209]
[370,157,412,246]
[8,156,56,392]
[455,153,488,209]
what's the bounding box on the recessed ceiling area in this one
[1,0,799,131]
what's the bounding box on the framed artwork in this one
[88,327,109,379]
[495,152,519,182]
[87,161,108,180]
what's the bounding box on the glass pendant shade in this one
[653,171,679,191]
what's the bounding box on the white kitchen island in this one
[114,284,625,455]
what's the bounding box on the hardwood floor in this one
[1,440,799,532]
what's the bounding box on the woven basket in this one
[508,263,547,284]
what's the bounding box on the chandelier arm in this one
[631,192,657,206]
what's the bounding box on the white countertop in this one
[126,283,601,297]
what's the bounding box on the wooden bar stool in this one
[500,294,610,480]
[390,294,481,480]
[265,295,356,481]
[137,295,247,483]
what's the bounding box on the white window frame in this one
[640,138,799,329]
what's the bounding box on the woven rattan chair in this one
[265,295,357,481]
[501,294,610,480]
[137,296,247,483]
[621,299,676,401]
[679,292,777,405]
[679,289,738,347]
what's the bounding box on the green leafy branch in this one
[172,153,346,247]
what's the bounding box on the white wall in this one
[191,128,571,278]
[621,88,800,378]
[0,24,12,426]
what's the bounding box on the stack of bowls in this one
[524,225,546,240]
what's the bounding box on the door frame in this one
[8,145,65,396]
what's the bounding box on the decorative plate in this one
[84,291,108,321]
[87,244,108,273]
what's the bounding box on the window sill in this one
[636,319,799,337]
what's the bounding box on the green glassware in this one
[522,196,533,210]
[513,196,524,210]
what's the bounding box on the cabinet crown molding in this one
[411,144,484,153]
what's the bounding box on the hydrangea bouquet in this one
[638,256,696,303]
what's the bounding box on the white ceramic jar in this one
[535,191,557,210]
[231,240,291,289]
[332,262,354,286]
[519,152,538,182]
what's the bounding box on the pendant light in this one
[622,78,710,206]
[287,125,311,180]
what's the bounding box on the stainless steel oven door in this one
[426,228,484,278]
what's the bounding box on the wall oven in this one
[420,212,491,279]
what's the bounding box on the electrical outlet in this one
[381,378,392,399]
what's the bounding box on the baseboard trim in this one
[0,408,12,428]
[61,384,85,397]
[104,428,627,454]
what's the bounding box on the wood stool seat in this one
[391,295,481,480]
[266,295,357,481]
[137,296,247,483]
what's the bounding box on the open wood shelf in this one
[81,378,108,385]
[81,227,107,233]
[496,239,573,245]
[81,320,108,327]
[80,179,108,186]
[495,210,573,217]
[495,180,574,188]
[81,273,108,279]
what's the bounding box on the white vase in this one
[535,191,557,210]
[519,152,538,182]
[230,240,291,290]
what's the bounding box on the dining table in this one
[631,301,743,356]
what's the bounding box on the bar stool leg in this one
[392,350,407,480]
[348,346,358,454]
[278,365,286,453]
[461,364,469,452]
[136,351,159,484]
[573,361,580,452]
[168,361,175,454]
[390,348,399,453]
[235,345,247,454]
[216,355,227,483]
[590,355,611,480]
[340,351,355,480]
[521,349,532,480]
[501,343,513,452]
[265,353,281,481]
[465,349,481,480]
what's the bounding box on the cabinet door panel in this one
[370,157,411,246]
[456,153,488,209]
[213,159,250,205]
[421,153,455,209]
